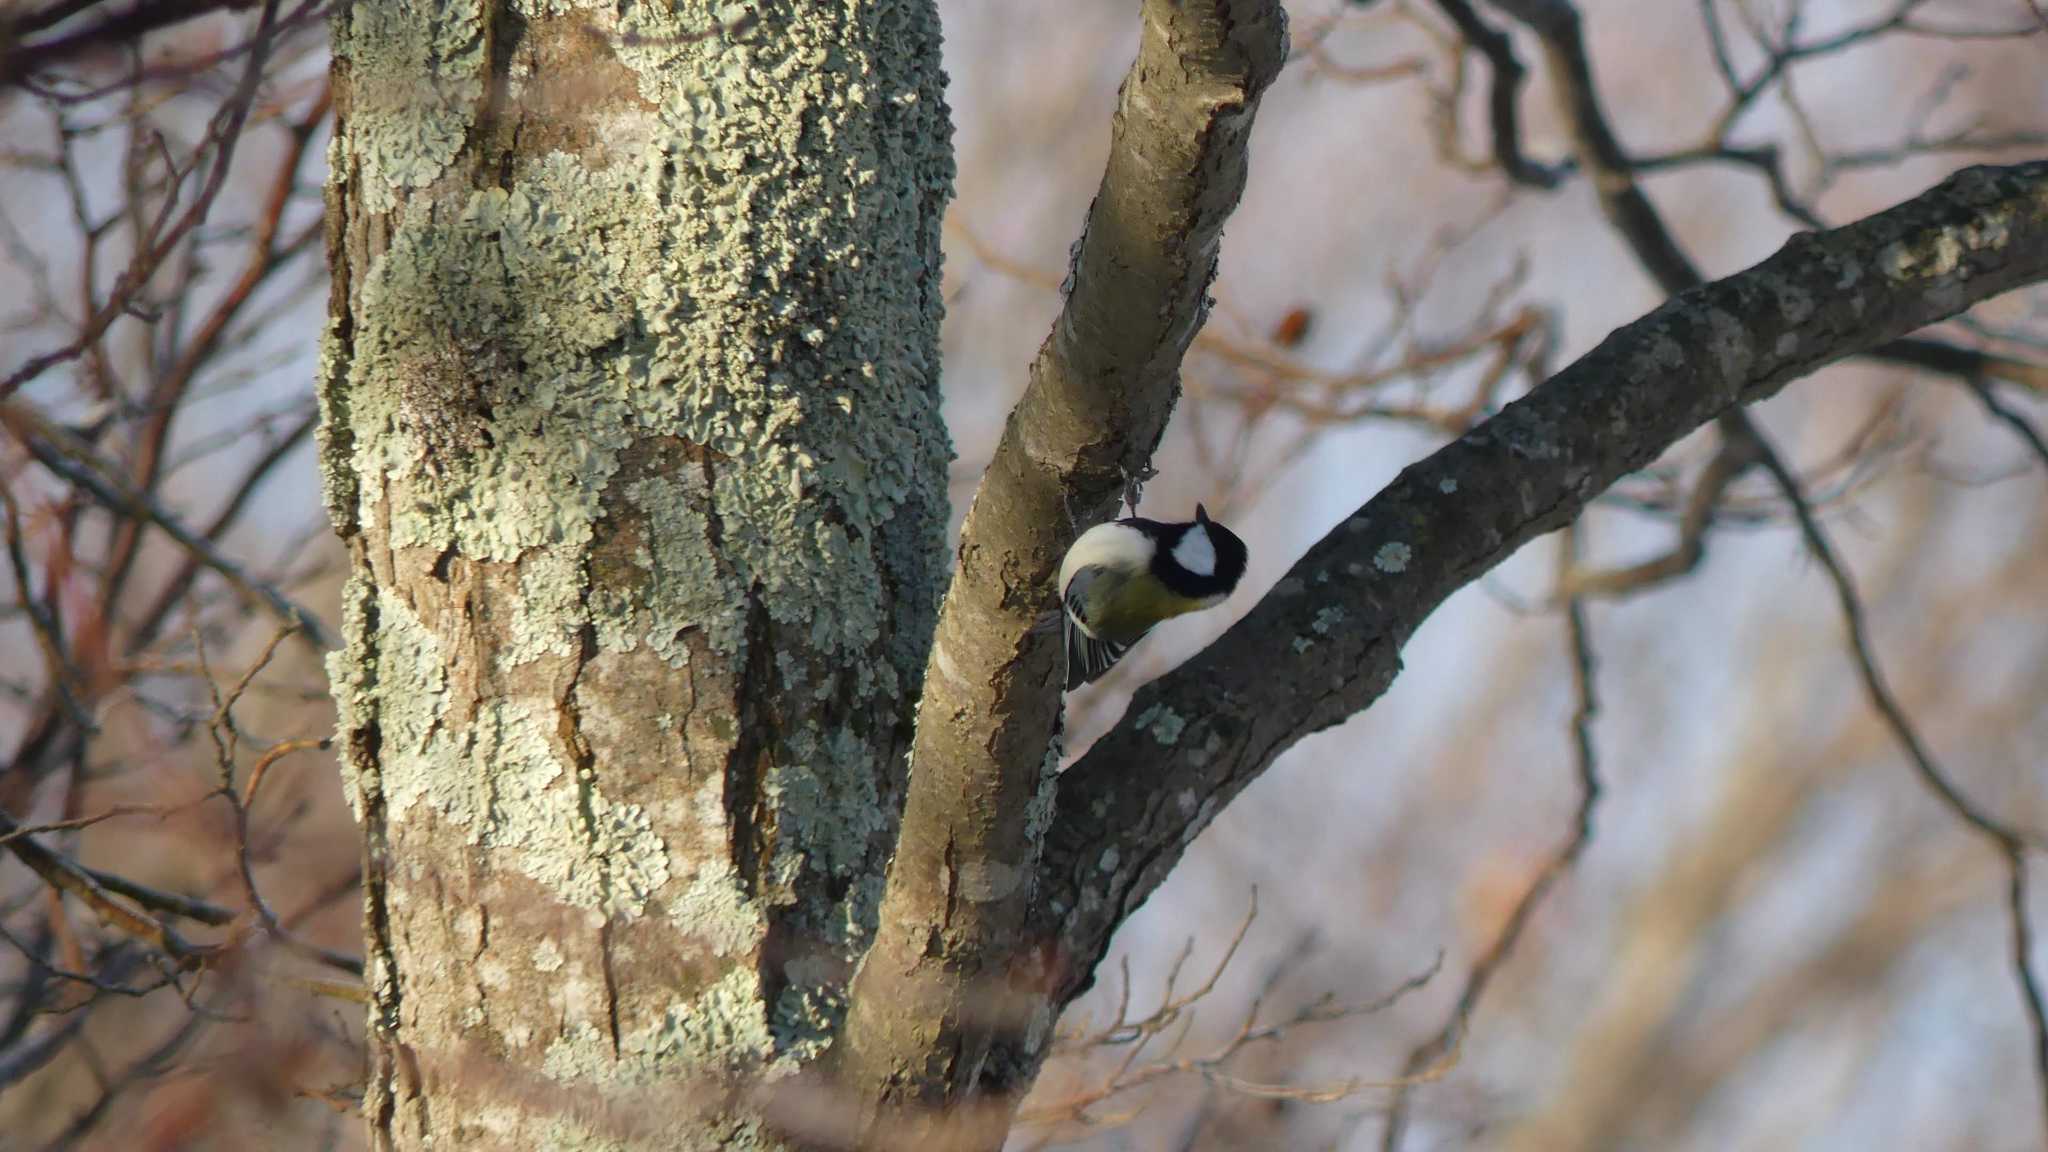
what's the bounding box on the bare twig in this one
[0,0,284,401]
[1379,522,1602,1149]
[0,400,333,648]
[1427,0,1570,187]
[1748,427,2048,1133]
[1957,376,2048,474]
[193,626,364,979]
[1753,436,2039,850]
[0,808,212,968]
[1025,890,1442,1137]
[2012,854,2048,1137]
[0,484,95,728]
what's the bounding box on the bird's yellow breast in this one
[1087,578,1215,646]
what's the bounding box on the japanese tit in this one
[1059,504,1249,690]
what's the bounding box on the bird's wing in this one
[1063,566,1138,690]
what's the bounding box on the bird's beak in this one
[1196,503,1209,523]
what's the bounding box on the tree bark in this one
[320,2,951,1147]
[835,0,1287,1138]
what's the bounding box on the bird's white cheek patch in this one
[1173,527,1217,577]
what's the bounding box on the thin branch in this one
[193,626,364,979]
[1749,424,2048,1133]
[1428,0,1571,188]
[1751,435,2039,850]
[0,0,284,401]
[1557,427,1761,598]
[1026,953,1443,1134]
[76,864,237,927]
[127,405,319,651]
[1,0,248,89]
[101,78,331,624]
[1379,524,1602,1149]
[0,808,212,968]
[0,803,165,846]
[2011,852,2048,1137]
[0,1012,90,1091]
[1957,376,2048,474]
[0,484,95,728]
[0,400,333,648]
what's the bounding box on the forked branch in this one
[837,0,1290,1135]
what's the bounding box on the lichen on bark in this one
[320,1,953,1145]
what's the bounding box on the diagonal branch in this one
[836,0,1289,1130]
[0,400,333,649]
[1015,162,2048,1090]
[0,0,247,90]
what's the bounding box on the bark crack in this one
[559,609,621,1061]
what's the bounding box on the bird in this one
[1058,504,1249,690]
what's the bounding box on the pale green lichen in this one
[635,968,776,1071]
[772,954,845,1062]
[314,316,357,533]
[1704,308,1754,381]
[764,726,889,883]
[333,0,487,214]
[356,588,448,821]
[542,968,776,1085]
[628,471,745,662]
[364,588,671,916]
[668,867,764,959]
[1135,703,1187,747]
[470,700,671,918]
[345,166,642,563]
[1022,729,1062,848]
[534,972,780,1148]
[1312,606,1346,635]
[1879,232,1964,281]
[506,549,589,667]
[328,0,956,1087]
[324,572,378,820]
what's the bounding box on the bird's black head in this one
[1151,505,1248,598]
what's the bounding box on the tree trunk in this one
[318,2,951,1146]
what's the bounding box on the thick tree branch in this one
[1020,162,2048,1074]
[837,0,1289,1127]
